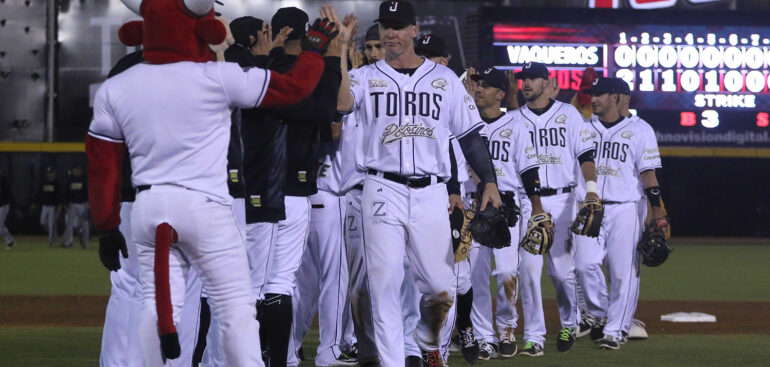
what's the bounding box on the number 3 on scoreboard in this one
[701,110,719,128]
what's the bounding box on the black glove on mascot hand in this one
[99,228,128,271]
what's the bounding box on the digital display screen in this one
[486,17,770,147]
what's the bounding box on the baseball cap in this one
[612,77,631,95]
[587,77,618,95]
[414,34,448,58]
[515,62,549,80]
[376,0,417,26]
[470,67,509,92]
[365,24,380,41]
[271,7,309,41]
[229,16,264,47]
[46,166,54,174]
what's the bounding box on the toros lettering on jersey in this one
[370,91,442,119]
[594,141,630,162]
[529,127,567,148]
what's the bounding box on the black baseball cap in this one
[612,77,631,95]
[515,62,549,80]
[271,7,309,41]
[365,24,380,41]
[414,34,448,58]
[230,16,264,47]
[587,77,618,95]
[376,1,416,26]
[470,67,509,92]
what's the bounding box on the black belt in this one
[367,169,444,188]
[539,186,572,197]
[136,185,151,193]
[353,184,364,191]
[601,200,622,205]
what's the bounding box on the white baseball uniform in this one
[515,100,596,347]
[573,115,661,340]
[346,58,483,365]
[291,133,356,366]
[469,112,538,345]
[88,61,271,367]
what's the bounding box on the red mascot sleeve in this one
[260,51,325,107]
[86,135,125,231]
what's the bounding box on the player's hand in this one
[504,70,519,108]
[530,210,553,231]
[448,194,464,214]
[272,26,293,50]
[254,22,272,56]
[320,6,356,45]
[349,44,364,69]
[586,192,600,201]
[479,182,502,211]
[462,67,479,95]
[301,18,338,53]
[98,228,128,272]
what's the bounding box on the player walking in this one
[39,167,60,247]
[337,2,502,365]
[513,62,599,356]
[573,77,664,350]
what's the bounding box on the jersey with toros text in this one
[347,58,483,179]
[480,112,539,193]
[516,100,595,189]
[576,115,662,203]
[88,61,271,205]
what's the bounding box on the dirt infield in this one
[1,296,768,334]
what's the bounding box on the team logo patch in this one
[500,129,513,138]
[431,78,448,91]
[464,95,471,103]
[250,195,262,207]
[555,114,567,124]
[381,123,437,144]
[537,154,562,165]
[582,131,598,142]
[71,182,82,190]
[525,146,535,153]
[621,131,634,139]
[298,171,307,183]
[495,167,504,176]
[229,169,239,183]
[369,79,388,88]
[597,166,622,177]
[469,105,476,110]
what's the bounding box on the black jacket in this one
[0,176,10,206]
[40,177,60,206]
[66,174,88,203]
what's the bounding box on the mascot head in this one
[118,0,227,64]
[571,66,599,119]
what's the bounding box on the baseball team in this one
[86,0,669,366]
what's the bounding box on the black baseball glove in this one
[499,192,521,228]
[301,18,339,54]
[99,228,128,271]
[469,205,511,249]
[571,197,603,237]
[638,217,672,267]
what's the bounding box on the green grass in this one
[1,327,768,367]
[0,237,109,295]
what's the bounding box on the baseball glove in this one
[571,197,603,237]
[450,206,473,262]
[469,205,511,249]
[499,192,521,228]
[520,213,555,255]
[301,18,339,54]
[638,217,672,267]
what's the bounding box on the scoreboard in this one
[480,8,770,147]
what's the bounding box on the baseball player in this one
[0,171,13,250]
[513,61,599,356]
[62,164,89,249]
[39,167,60,247]
[413,33,480,364]
[87,0,332,365]
[572,77,664,350]
[362,24,385,65]
[336,1,502,365]
[463,67,549,360]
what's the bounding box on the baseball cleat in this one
[458,327,479,363]
[518,341,543,357]
[577,312,595,338]
[556,327,576,353]
[4,241,14,250]
[628,319,649,340]
[591,321,606,342]
[478,342,499,360]
[449,334,461,352]
[598,336,621,350]
[405,355,423,367]
[498,328,517,357]
[420,349,444,367]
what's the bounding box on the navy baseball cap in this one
[230,16,264,47]
[612,77,631,95]
[414,34,448,58]
[271,7,309,41]
[376,1,417,26]
[471,67,509,92]
[587,77,618,95]
[515,62,549,80]
[365,24,380,41]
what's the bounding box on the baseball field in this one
[1,236,768,366]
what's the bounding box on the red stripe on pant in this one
[155,222,181,359]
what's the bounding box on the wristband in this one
[645,186,662,207]
[585,180,597,194]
